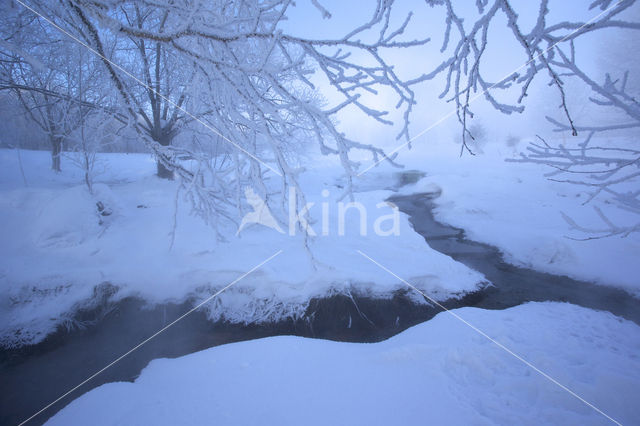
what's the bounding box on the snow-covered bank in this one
[0,149,486,348]
[46,302,640,426]
[392,137,640,295]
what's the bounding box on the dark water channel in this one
[390,192,640,324]
[2,188,638,425]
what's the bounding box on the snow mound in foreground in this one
[47,303,640,426]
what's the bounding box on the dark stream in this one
[2,188,639,425]
[390,192,640,323]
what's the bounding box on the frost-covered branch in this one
[508,8,640,238]
[41,0,431,234]
[417,0,640,237]
[419,0,637,154]
[512,132,640,237]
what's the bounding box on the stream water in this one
[2,189,638,425]
[390,192,640,324]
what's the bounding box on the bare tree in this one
[5,0,637,238]
[64,49,114,193]
[95,4,192,179]
[0,7,102,172]
[7,0,430,238]
[2,59,76,171]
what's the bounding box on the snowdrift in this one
[46,302,640,426]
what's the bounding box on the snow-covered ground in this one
[2,134,640,349]
[45,302,640,426]
[2,133,639,350]
[0,149,485,348]
[393,137,640,295]
[3,140,640,425]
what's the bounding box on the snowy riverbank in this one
[46,302,640,426]
[0,149,486,348]
[395,136,640,295]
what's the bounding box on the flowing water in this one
[390,192,640,323]
[2,186,638,425]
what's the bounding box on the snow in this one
[392,137,640,295]
[2,134,639,349]
[0,149,486,348]
[45,302,640,426]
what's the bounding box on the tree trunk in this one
[51,138,62,172]
[155,132,174,180]
[156,161,173,179]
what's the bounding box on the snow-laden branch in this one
[51,0,430,231]
[418,0,636,154]
[511,132,640,238]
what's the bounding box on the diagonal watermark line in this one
[357,0,623,177]
[356,249,622,426]
[18,250,283,426]
[14,0,283,177]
